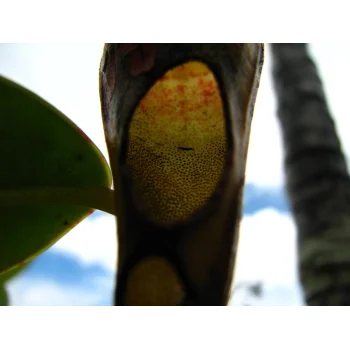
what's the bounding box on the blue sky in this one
[1,43,348,305]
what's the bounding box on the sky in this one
[0,43,348,306]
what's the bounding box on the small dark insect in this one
[178,147,194,151]
[63,220,69,226]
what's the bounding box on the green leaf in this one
[0,75,113,274]
[0,187,115,215]
[0,284,8,306]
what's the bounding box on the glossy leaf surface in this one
[0,75,112,274]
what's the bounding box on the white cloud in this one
[230,208,304,305]
[51,213,117,272]
[235,208,298,284]
[230,284,304,306]
[7,275,113,306]
[309,43,350,171]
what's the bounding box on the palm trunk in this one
[271,43,350,305]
